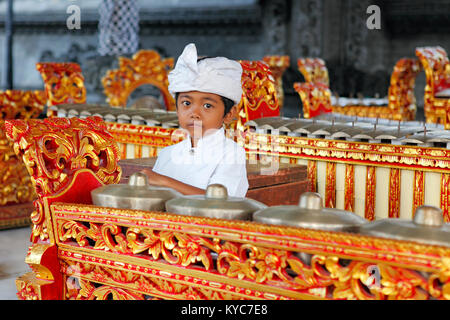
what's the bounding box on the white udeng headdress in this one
[168,43,243,105]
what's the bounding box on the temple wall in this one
[0,0,449,119]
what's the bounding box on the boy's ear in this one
[223,105,238,124]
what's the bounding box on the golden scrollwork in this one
[36,62,86,115]
[60,222,450,299]
[102,50,175,110]
[325,162,336,208]
[49,200,450,300]
[388,168,401,218]
[344,164,355,212]
[5,117,122,242]
[235,60,280,131]
[16,273,40,300]
[0,159,35,205]
[296,57,420,121]
[441,174,450,223]
[297,58,330,86]
[0,90,45,227]
[246,131,450,172]
[428,257,450,300]
[0,90,45,204]
[61,260,243,300]
[387,58,422,121]
[412,170,425,218]
[0,90,46,120]
[263,55,290,110]
[307,160,317,192]
[57,219,215,269]
[293,82,332,118]
[365,166,376,221]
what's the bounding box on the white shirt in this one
[153,127,249,197]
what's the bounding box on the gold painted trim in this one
[388,168,401,218]
[59,247,320,300]
[364,167,376,221]
[344,164,355,212]
[413,170,425,218]
[50,203,450,271]
[325,162,336,208]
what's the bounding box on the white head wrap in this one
[168,43,243,105]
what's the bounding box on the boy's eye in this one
[181,100,191,107]
[203,103,213,109]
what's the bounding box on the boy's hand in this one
[140,169,168,187]
[139,168,205,195]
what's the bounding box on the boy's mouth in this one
[186,121,203,128]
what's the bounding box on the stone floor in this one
[0,226,32,300]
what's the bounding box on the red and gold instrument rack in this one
[5,116,450,300]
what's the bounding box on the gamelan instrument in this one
[5,116,450,300]
[46,103,450,223]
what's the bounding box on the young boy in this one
[141,43,249,198]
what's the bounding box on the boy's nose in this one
[189,105,201,119]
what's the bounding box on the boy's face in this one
[176,91,235,139]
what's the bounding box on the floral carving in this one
[415,46,450,127]
[0,90,45,207]
[62,261,241,300]
[236,60,280,130]
[263,55,290,110]
[5,117,121,242]
[36,63,86,112]
[54,212,450,300]
[102,50,175,110]
[295,57,421,121]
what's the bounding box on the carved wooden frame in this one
[0,90,46,229]
[5,117,450,300]
[415,46,450,128]
[36,62,86,117]
[101,50,176,111]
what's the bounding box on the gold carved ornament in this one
[293,82,332,118]
[344,164,355,212]
[441,173,450,223]
[101,50,176,111]
[387,58,422,121]
[364,166,376,221]
[334,58,420,121]
[0,90,46,206]
[307,160,317,192]
[52,204,450,300]
[4,117,122,243]
[234,60,280,132]
[297,58,330,87]
[0,90,46,120]
[60,253,444,300]
[325,162,336,208]
[263,55,290,111]
[36,63,86,117]
[61,260,241,300]
[297,57,421,121]
[415,46,450,128]
[388,168,401,218]
[295,58,333,118]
